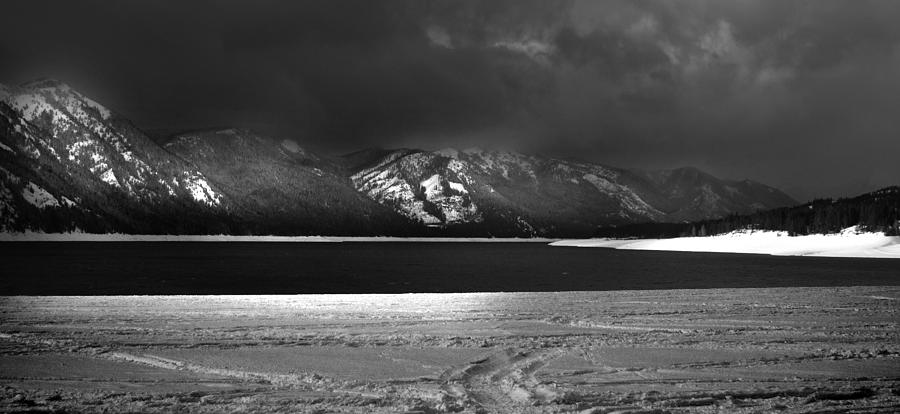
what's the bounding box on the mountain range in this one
[0,79,797,237]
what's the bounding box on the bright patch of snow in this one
[551,227,900,259]
[10,92,70,123]
[352,152,481,225]
[0,141,14,153]
[22,182,60,208]
[448,181,467,194]
[353,164,441,225]
[420,174,443,198]
[416,174,480,224]
[184,175,222,206]
[99,169,120,187]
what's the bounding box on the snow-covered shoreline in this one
[6,229,900,258]
[551,227,900,259]
[0,232,556,243]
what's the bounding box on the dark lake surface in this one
[2,242,899,295]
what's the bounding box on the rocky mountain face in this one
[0,79,233,234]
[348,149,797,237]
[0,80,797,236]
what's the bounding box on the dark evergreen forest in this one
[595,186,900,239]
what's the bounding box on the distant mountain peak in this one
[3,78,113,121]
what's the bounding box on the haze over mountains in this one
[0,79,797,237]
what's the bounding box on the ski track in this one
[440,347,565,412]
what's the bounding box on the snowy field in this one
[552,228,900,259]
[1,287,898,413]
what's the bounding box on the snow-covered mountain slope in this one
[1,79,222,203]
[165,129,416,235]
[1,78,797,237]
[349,148,797,237]
[351,149,482,227]
[0,80,231,233]
[349,148,658,236]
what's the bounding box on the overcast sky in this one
[2,0,899,200]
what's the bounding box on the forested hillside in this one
[595,187,900,238]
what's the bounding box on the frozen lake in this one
[1,287,898,412]
[2,242,899,294]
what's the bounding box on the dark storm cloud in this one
[1,1,899,199]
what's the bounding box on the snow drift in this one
[551,227,900,258]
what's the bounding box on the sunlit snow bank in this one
[551,227,900,258]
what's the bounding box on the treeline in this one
[595,186,900,239]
